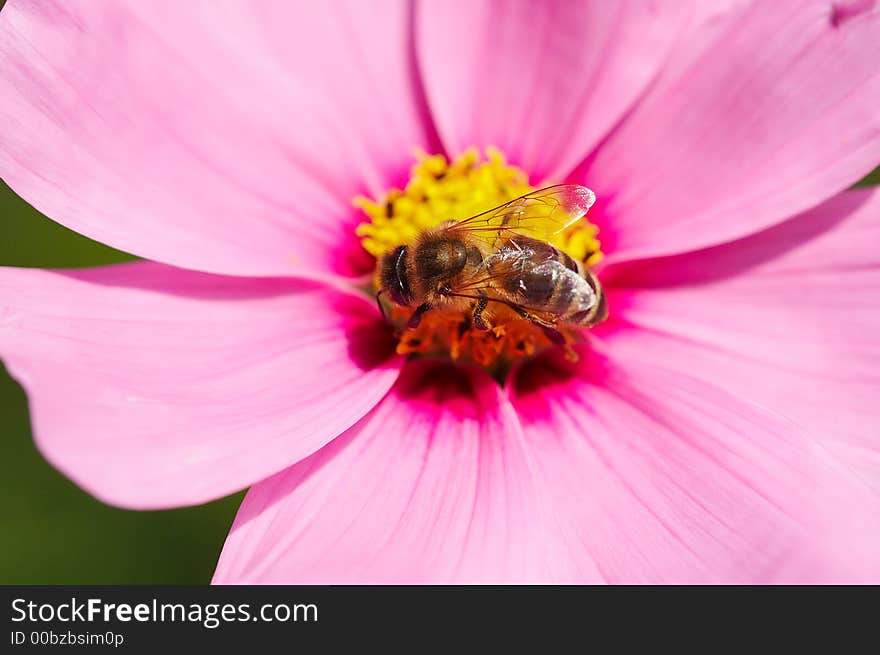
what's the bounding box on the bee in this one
[377,184,607,343]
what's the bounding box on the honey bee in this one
[377,184,607,342]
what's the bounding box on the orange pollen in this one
[391,304,578,372]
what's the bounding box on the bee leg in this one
[509,305,532,321]
[406,303,431,329]
[516,307,555,330]
[517,310,565,344]
[539,325,566,345]
[472,296,490,331]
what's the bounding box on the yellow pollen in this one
[356,147,602,265]
[354,148,603,372]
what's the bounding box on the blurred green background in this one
[2,167,879,584]
[0,181,242,584]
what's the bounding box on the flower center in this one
[355,148,604,377]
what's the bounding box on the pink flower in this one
[1,0,880,583]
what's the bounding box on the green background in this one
[2,167,879,584]
[0,181,242,584]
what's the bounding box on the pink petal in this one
[0,262,401,508]
[213,361,550,584]
[599,187,880,493]
[578,0,880,263]
[215,351,879,584]
[0,0,432,278]
[509,348,880,583]
[415,0,688,182]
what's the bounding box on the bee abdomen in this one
[548,268,586,314]
[534,245,597,320]
[504,262,557,305]
[497,238,583,303]
[558,250,583,275]
[568,272,606,326]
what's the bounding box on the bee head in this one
[380,245,414,306]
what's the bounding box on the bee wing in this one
[444,264,558,327]
[445,184,596,245]
[450,246,577,316]
[453,247,534,294]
